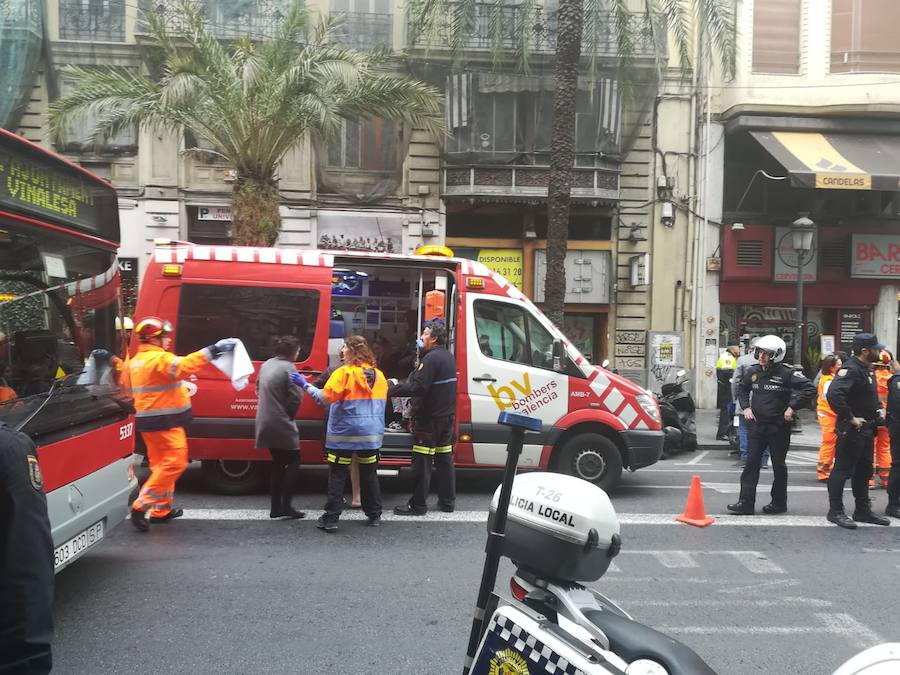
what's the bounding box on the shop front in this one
[448,205,612,363]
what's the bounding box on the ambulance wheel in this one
[201,460,269,495]
[553,433,622,491]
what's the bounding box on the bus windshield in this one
[0,221,131,442]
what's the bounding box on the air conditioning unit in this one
[222,169,238,182]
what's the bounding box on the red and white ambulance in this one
[133,241,662,493]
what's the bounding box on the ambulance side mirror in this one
[552,339,565,372]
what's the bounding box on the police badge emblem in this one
[27,454,43,491]
[751,374,758,382]
[837,368,848,377]
[488,649,529,675]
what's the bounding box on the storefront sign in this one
[773,226,817,283]
[839,311,866,354]
[118,257,139,315]
[476,249,523,290]
[851,234,900,278]
[198,206,232,221]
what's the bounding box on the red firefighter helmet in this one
[134,316,173,342]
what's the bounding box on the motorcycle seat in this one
[582,609,717,675]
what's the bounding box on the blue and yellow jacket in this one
[306,363,387,451]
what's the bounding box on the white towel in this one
[209,339,254,391]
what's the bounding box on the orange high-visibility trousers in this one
[875,426,891,486]
[132,427,189,517]
[817,413,836,480]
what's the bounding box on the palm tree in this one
[48,0,442,246]
[409,0,735,328]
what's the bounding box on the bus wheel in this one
[200,460,269,495]
[553,433,623,492]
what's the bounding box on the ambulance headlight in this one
[636,393,661,424]
[625,660,669,675]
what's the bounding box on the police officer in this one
[728,335,815,515]
[826,333,892,529]
[886,356,900,520]
[0,422,53,673]
[390,320,457,516]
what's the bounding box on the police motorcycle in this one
[463,412,716,675]
[656,369,697,458]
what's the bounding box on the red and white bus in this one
[0,128,136,571]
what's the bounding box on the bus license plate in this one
[54,520,104,569]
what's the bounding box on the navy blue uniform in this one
[886,373,900,511]
[827,356,880,513]
[0,423,53,674]
[389,346,457,512]
[735,363,815,508]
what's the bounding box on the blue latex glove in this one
[90,348,112,363]
[214,338,238,353]
[290,372,308,388]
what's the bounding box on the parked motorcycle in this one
[657,369,697,458]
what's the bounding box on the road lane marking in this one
[727,551,785,574]
[675,451,710,466]
[815,613,883,648]
[622,483,824,494]
[176,509,890,527]
[719,578,800,594]
[619,597,831,608]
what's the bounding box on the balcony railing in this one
[59,0,126,42]
[138,0,291,40]
[330,12,393,51]
[1,0,42,32]
[443,164,619,202]
[409,5,660,58]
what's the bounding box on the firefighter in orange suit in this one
[128,317,236,531]
[817,355,841,482]
[874,351,893,488]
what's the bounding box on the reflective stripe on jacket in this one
[876,367,890,407]
[817,374,835,418]
[129,344,211,431]
[322,363,387,451]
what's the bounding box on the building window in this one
[327,118,398,171]
[751,0,801,74]
[56,78,137,155]
[446,76,619,161]
[58,0,126,42]
[187,206,233,245]
[831,0,900,73]
[330,0,392,51]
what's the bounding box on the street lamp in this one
[791,214,817,367]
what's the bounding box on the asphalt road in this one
[53,448,900,674]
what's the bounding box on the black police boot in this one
[149,508,184,524]
[762,502,787,515]
[280,507,306,520]
[393,503,427,516]
[130,508,149,532]
[886,504,900,519]
[364,515,382,527]
[316,515,338,533]
[853,501,891,526]
[827,510,857,529]
[726,501,754,515]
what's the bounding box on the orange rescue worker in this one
[128,316,237,531]
[873,351,893,488]
[816,355,841,481]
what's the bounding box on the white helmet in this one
[754,334,786,363]
[115,316,134,331]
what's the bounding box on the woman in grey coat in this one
[256,335,306,519]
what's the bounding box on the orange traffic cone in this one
[676,475,715,527]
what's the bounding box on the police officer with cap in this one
[825,333,892,529]
[728,335,816,515]
[0,422,54,673]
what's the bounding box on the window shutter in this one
[752,0,802,74]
